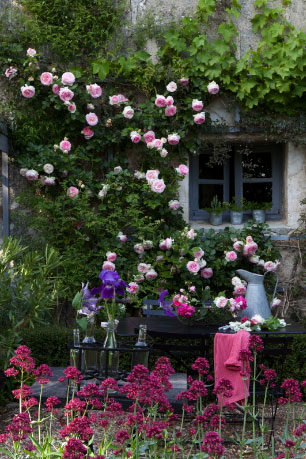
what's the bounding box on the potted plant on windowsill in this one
[248,201,272,223]
[205,195,224,226]
[228,197,247,225]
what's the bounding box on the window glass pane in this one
[242,152,272,179]
[199,184,223,209]
[243,183,272,203]
[199,155,224,179]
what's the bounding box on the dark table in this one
[117,316,306,338]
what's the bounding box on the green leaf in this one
[72,291,82,310]
[134,50,151,61]
[76,317,89,331]
[218,23,236,42]
[0,448,13,458]
[214,39,230,55]
[92,59,109,80]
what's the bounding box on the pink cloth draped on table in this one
[214,330,251,405]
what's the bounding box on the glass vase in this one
[99,320,119,379]
[81,317,98,375]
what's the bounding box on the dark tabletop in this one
[116,316,306,339]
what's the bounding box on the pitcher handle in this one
[264,271,279,310]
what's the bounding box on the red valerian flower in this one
[62,438,87,459]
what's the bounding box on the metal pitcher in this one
[236,269,278,319]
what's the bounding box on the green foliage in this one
[14,0,125,61]
[0,237,62,367]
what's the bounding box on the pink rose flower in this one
[68,103,76,113]
[166,96,174,106]
[102,260,116,271]
[123,106,134,119]
[61,72,75,86]
[160,148,168,158]
[137,263,150,273]
[67,186,79,199]
[126,282,139,294]
[145,169,159,184]
[130,131,141,143]
[231,276,242,286]
[43,164,54,174]
[106,251,117,262]
[233,284,246,296]
[86,83,102,98]
[214,296,228,308]
[193,112,205,124]
[143,131,155,143]
[117,232,127,243]
[187,229,196,239]
[27,48,36,57]
[243,242,258,256]
[25,169,38,181]
[192,99,204,111]
[179,164,189,176]
[44,176,56,186]
[52,84,60,95]
[246,236,253,243]
[186,261,200,274]
[151,179,166,193]
[155,95,167,107]
[19,168,28,177]
[179,77,189,86]
[21,85,35,98]
[145,269,158,280]
[233,241,244,251]
[159,238,173,250]
[272,298,281,308]
[168,133,180,145]
[146,142,154,149]
[109,95,120,105]
[168,200,181,210]
[165,105,177,116]
[134,243,145,254]
[166,81,177,92]
[82,126,94,139]
[114,166,122,174]
[5,66,17,79]
[59,87,74,101]
[201,267,213,279]
[85,112,98,126]
[40,72,53,86]
[207,81,219,94]
[59,140,71,152]
[193,248,204,259]
[153,139,163,149]
[177,304,196,318]
[264,261,278,272]
[249,255,260,264]
[225,251,237,261]
[117,94,128,103]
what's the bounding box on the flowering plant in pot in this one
[205,195,224,225]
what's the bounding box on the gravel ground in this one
[0,402,304,458]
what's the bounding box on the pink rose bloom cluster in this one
[21,85,35,98]
[59,139,71,153]
[179,77,189,86]
[5,66,17,79]
[85,112,99,126]
[159,238,173,250]
[123,106,134,119]
[225,251,237,262]
[59,87,74,102]
[67,186,79,199]
[86,83,102,98]
[214,296,228,308]
[41,176,55,186]
[192,99,203,111]
[40,72,53,86]
[145,169,166,193]
[155,94,177,117]
[168,133,180,145]
[137,263,152,273]
[201,267,213,279]
[264,260,280,272]
[177,304,196,318]
[144,131,155,143]
[109,94,129,105]
[61,72,75,86]
[175,164,189,176]
[25,169,39,181]
[130,131,141,143]
[168,200,181,210]
[193,112,205,125]
[106,251,117,262]
[126,282,139,295]
[117,232,127,243]
[166,81,177,92]
[27,48,36,58]
[187,261,201,274]
[231,276,247,296]
[207,81,219,94]
[229,296,247,315]
[82,126,94,140]
[65,101,76,113]
[102,260,116,271]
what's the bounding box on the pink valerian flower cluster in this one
[6,412,33,441]
[8,345,35,374]
[60,415,94,442]
[278,378,303,404]
[192,357,210,376]
[62,438,87,459]
[249,335,264,353]
[259,366,277,388]
[177,379,208,402]
[201,430,225,458]
[33,364,53,385]
[58,366,83,384]
[213,378,234,399]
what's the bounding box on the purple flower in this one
[158,290,176,317]
[91,270,127,299]
[80,282,100,315]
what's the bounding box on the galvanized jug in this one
[236,269,278,319]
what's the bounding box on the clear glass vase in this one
[99,320,119,379]
[81,317,98,375]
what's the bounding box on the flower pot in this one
[252,209,266,223]
[209,212,223,226]
[230,210,243,225]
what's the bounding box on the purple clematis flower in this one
[80,282,101,315]
[158,289,176,317]
[91,270,128,299]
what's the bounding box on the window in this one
[189,143,283,221]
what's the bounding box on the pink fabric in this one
[214,330,251,405]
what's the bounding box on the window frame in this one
[189,143,283,221]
